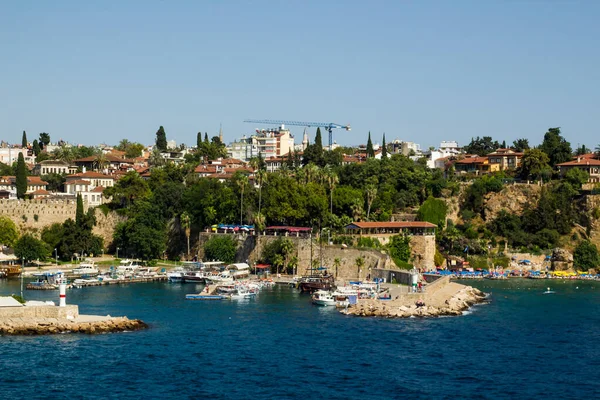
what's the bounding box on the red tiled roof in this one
[67,171,114,179]
[557,158,600,167]
[91,186,105,193]
[74,154,134,163]
[455,157,488,164]
[346,221,437,229]
[26,176,48,185]
[65,179,91,185]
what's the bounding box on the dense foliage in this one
[204,235,237,263]
[573,241,599,271]
[15,234,50,262]
[0,216,18,247]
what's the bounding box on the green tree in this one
[0,216,18,247]
[365,183,377,220]
[15,153,27,199]
[573,240,599,271]
[463,136,500,156]
[14,234,50,262]
[180,211,191,259]
[366,131,375,158]
[236,174,249,225]
[204,235,237,263]
[518,148,551,181]
[355,256,365,279]
[22,130,27,148]
[388,235,411,268]
[155,126,168,151]
[381,133,387,158]
[197,132,202,149]
[76,193,84,225]
[104,171,151,208]
[417,196,448,227]
[32,139,41,156]
[39,132,50,149]
[540,127,572,168]
[512,138,530,152]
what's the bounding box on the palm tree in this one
[149,147,165,167]
[351,198,363,222]
[355,256,365,280]
[280,238,294,274]
[333,257,341,279]
[52,145,75,164]
[180,211,191,259]
[273,254,284,276]
[93,153,108,172]
[365,184,377,220]
[256,169,267,218]
[324,168,339,216]
[236,175,249,225]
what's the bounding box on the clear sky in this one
[1,1,599,150]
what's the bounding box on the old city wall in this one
[0,199,121,247]
[0,199,77,233]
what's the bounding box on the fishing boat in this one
[27,271,65,290]
[311,290,336,306]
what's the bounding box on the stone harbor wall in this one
[0,305,79,319]
[0,198,78,232]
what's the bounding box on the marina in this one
[1,278,599,399]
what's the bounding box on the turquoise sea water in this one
[1,278,599,399]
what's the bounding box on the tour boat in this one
[116,259,141,277]
[229,263,251,279]
[299,275,335,293]
[27,271,65,290]
[72,261,99,277]
[311,290,336,306]
[205,270,234,284]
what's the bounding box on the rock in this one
[551,248,574,271]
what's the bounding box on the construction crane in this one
[243,119,351,149]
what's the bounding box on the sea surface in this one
[1,278,600,400]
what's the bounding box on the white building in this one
[0,147,35,165]
[426,141,461,169]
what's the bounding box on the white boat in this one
[116,259,141,277]
[543,287,556,294]
[311,290,336,306]
[167,269,185,283]
[205,270,234,284]
[72,261,99,277]
[228,287,257,299]
[229,263,251,279]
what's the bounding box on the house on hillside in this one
[73,154,135,173]
[557,155,600,183]
[486,148,523,171]
[33,160,77,176]
[454,155,495,175]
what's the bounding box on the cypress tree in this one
[15,153,27,199]
[22,131,28,148]
[314,128,323,154]
[366,132,374,158]
[76,193,84,225]
[381,133,387,158]
[32,139,41,156]
[204,133,209,143]
[155,126,167,151]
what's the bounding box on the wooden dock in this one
[72,275,168,288]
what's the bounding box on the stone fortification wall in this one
[0,199,78,232]
[0,199,121,247]
[196,232,434,279]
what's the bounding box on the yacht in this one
[72,261,99,277]
[116,259,141,277]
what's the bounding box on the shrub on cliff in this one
[574,241,599,271]
[204,235,237,264]
[14,234,50,262]
[0,216,18,247]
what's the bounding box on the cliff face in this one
[483,184,542,221]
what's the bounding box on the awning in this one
[255,264,270,269]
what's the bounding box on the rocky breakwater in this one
[0,315,148,335]
[341,286,487,318]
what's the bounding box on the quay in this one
[72,275,168,288]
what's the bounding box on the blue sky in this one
[1,1,599,150]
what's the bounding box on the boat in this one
[543,287,555,294]
[182,270,208,283]
[311,290,336,306]
[26,271,65,290]
[298,274,335,293]
[185,294,225,300]
[167,269,185,283]
[205,270,234,284]
[116,259,141,277]
[229,263,251,280]
[228,287,257,299]
[72,261,99,277]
